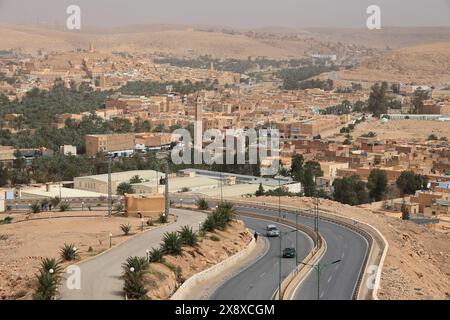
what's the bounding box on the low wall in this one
[170,230,256,300]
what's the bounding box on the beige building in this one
[124,193,165,218]
[85,133,135,156]
[0,146,15,164]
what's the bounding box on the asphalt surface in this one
[59,208,206,300]
[234,205,368,300]
[211,216,314,300]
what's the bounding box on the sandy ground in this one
[231,196,450,300]
[351,119,450,143]
[0,210,172,300]
[142,219,252,300]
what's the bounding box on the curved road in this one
[211,216,314,300]
[233,205,369,300]
[59,209,206,300]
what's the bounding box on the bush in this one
[180,187,190,193]
[123,270,148,300]
[59,203,71,212]
[33,257,62,300]
[158,212,168,224]
[122,256,149,274]
[0,216,13,225]
[201,215,217,232]
[161,232,183,255]
[40,258,62,275]
[30,202,41,213]
[120,223,132,236]
[33,270,58,300]
[178,226,198,247]
[148,248,165,263]
[196,198,209,210]
[60,243,79,261]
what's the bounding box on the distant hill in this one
[338,41,450,86]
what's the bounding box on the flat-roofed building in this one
[85,133,135,156]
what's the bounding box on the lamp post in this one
[180,198,183,208]
[81,201,84,211]
[146,249,150,263]
[109,233,113,248]
[141,218,144,232]
[156,151,170,218]
[299,259,341,300]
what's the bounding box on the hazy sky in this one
[0,0,449,28]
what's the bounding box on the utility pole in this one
[295,212,299,265]
[164,159,169,217]
[299,259,341,300]
[220,171,223,203]
[314,196,319,235]
[278,175,281,218]
[278,231,282,300]
[107,155,112,218]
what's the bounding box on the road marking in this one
[344,243,347,249]
[335,265,339,270]
[320,291,325,298]
[341,252,345,258]
[259,272,266,278]
[327,276,332,283]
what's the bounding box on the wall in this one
[124,193,165,218]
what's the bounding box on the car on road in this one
[266,224,280,237]
[282,247,296,258]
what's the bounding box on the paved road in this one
[234,205,368,300]
[211,216,314,300]
[59,209,206,300]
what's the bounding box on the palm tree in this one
[120,223,132,235]
[196,198,209,210]
[178,226,198,246]
[60,243,79,261]
[161,232,183,255]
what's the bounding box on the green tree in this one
[117,182,134,195]
[396,171,428,195]
[129,175,143,184]
[368,82,388,117]
[255,183,265,196]
[290,154,304,182]
[367,169,388,201]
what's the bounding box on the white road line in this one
[327,276,332,283]
[341,252,345,258]
[320,291,325,298]
[259,272,266,278]
[335,265,339,270]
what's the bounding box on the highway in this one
[233,205,369,300]
[211,216,314,300]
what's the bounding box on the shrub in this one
[201,215,217,232]
[196,198,209,210]
[59,203,71,212]
[161,232,183,255]
[33,270,58,300]
[0,216,13,224]
[122,256,149,274]
[158,212,168,224]
[148,248,165,263]
[120,223,132,236]
[30,202,41,213]
[123,271,148,300]
[180,187,190,193]
[33,257,62,300]
[178,226,198,247]
[40,258,62,275]
[59,243,79,261]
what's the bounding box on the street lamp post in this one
[146,249,150,263]
[299,259,341,300]
[141,218,144,232]
[109,233,113,248]
[156,151,170,218]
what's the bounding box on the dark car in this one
[282,247,296,258]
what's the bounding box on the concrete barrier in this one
[170,229,256,300]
